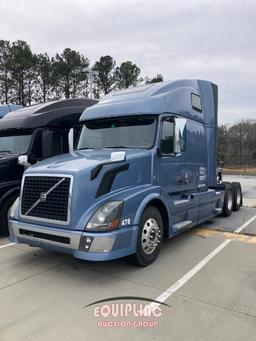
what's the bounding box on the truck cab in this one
[9,80,242,265]
[0,98,97,234]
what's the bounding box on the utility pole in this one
[83,67,99,99]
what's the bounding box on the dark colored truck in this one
[9,80,242,266]
[0,98,97,234]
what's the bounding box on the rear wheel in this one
[0,193,18,235]
[132,206,164,266]
[222,184,234,217]
[231,182,242,211]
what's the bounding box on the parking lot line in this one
[0,243,15,249]
[147,213,256,311]
[234,214,256,233]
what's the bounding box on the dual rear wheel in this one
[222,182,242,217]
[231,182,242,211]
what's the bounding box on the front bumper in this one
[9,219,139,261]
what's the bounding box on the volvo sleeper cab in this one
[9,80,242,266]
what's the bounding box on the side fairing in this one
[198,80,218,188]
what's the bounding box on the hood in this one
[26,149,152,176]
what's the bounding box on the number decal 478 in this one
[121,218,131,226]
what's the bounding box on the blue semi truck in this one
[9,80,242,266]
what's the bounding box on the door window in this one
[175,118,187,153]
[51,130,66,155]
[160,119,174,154]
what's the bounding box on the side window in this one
[51,131,66,155]
[191,93,202,112]
[41,129,68,159]
[160,119,174,154]
[30,130,43,162]
[175,118,187,153]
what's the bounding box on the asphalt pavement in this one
[0,175,255,341]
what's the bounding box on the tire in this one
[231,182,242,211]
[222,184,234,217]
[0,193,18,235]
[132,206,164,266]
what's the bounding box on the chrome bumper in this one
[9,219,139,261]
[9,219,82,249]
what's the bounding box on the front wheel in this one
[0,193,18,235]
[132,206,164,266]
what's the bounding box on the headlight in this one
[85,201,123,231]
[9,197,20,219]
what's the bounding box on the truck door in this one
[157,116,199,234]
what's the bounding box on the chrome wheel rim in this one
[141,218,161,255]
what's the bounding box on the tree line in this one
[0,40,163,105]
[218,119,256,170]
[1,40,255,170]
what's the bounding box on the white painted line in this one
[234,213,256,234]
[0,243,15,249]
[147,213,256,311]
[147,239,231,312]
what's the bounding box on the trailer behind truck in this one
[0,98,97,234]
[9,80,242,266]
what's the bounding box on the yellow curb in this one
[195,228,256,245]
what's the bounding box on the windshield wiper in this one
[0,150,12,153]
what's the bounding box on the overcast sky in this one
[1,0,256,124]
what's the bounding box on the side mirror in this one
[18,155,31,169]
[174,118,186,154]
[68,128,74,153]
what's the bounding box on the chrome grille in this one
[20,175,71,223]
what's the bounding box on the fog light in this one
[90,236,115,253]
[79,235,94,251]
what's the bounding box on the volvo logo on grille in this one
[40,192,47,202]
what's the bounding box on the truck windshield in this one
[77,115,157,150]
[0,134,32,154]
